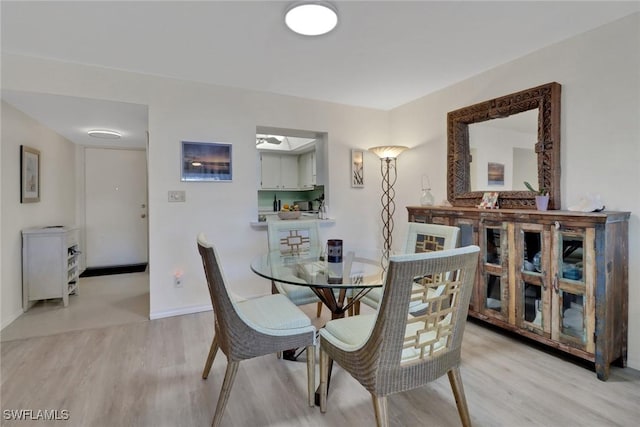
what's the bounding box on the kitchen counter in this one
[250,213,334,228]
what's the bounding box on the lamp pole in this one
[379,156,397,266]
[369,146,409,271]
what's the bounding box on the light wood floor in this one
[1,305,638,427]
[1,272,149,342]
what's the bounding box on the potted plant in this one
[524,181,549,211]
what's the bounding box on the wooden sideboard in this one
[407,206,629,380]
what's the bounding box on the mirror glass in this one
[447,82,561,209]
[469,110,538,191]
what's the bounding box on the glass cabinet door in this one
[479,221,507,320]
[516,223,551,336]
[552,226,595,352]
[453,219,479,311]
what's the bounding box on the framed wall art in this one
[351,149,364,187]
[181,141,232,182]
[487,162,505,186]
[20,145,40,203]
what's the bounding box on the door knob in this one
[141,214,147,218]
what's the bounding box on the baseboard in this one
[1,308,24,331]
[80,263,148,277]
[149,303,212,320]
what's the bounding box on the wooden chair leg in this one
[306,345,316,407]
[212,361,239,427]
[354,300,361,315]
[319,348,329,413]
[202,335,219,379]
[371,394,388,427]
[316,301,323,318]
[348,298,354,316]
[448,367,472,427]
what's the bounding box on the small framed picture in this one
[351,149,364,187]
[181,141,232,182]
[479,192,499,209]
[20,145,40,203]
[487,162,505,186]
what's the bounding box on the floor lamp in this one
[369,145,409,269]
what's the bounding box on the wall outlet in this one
[168,190,186,202]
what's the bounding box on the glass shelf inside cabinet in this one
[486,273,501,312]
[458,223,474,247]
[560,234,584,282]
[560,291,585,341]
[522,230,544,327]
[484,227,501,265]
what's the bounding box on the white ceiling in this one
[2,1,638,147]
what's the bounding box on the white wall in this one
[390,13,640,369]
[1,102,77,328]
[0,54,390,322]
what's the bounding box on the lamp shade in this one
[369,145,409,159]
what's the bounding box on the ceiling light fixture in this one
[256,136,284,145]
[88,129,122,139]
[285,1,338,36]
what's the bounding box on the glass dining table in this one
[250,248,385,320]
[251,247,386,405]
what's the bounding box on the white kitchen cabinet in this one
[298,150,316,189]
[260,152,306,190]
[22,226,81,310]
[280,155,299,189]
[260,153,282,189]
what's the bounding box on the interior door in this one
[85,147,148,268]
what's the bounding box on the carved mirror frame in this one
[447,82,561,209]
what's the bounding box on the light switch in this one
[168,190,186,202]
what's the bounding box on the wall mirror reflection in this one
[469,109,538,191]
[447,82,561,209]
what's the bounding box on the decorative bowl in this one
[278,211,301,220]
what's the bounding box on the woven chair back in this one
[369,246,480,395]
[267,219,322,257]
[404,222,460,254]
[197,234,254,358]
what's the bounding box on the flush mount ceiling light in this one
[285,1,338,36]
[88,129,121,139]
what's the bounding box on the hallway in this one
[1,272,148,342]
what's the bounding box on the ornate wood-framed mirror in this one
[447,82,561,209]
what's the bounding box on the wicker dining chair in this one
[197,234,317,427]
[267,219,325,317]
[319,245,480,427]
[360,222,460,311]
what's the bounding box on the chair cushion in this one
[237,294,312,330]
[320,314,376,349]
[360,283,443,314]
[321,313,449,362]
[360,287,383,309]
[276,282,320,306]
